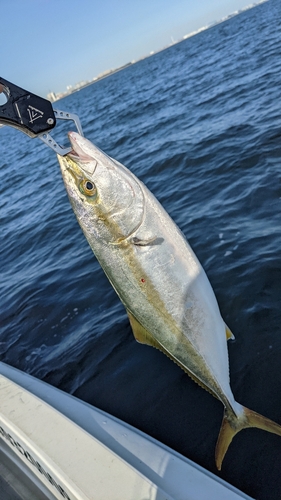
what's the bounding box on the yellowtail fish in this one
[58,132,281,469]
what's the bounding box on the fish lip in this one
[67,131,93,162]
[67,131,98,176]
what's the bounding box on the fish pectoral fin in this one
[225,324,235,341]
[215,406,281,470]
[127,310,161,348]
[130,236,159,246]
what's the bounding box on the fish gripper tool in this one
[0,76,83,155]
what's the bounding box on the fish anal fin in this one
[127,310,219,399]
[127,310,160,348]
[215,406,281,470]
[225,324,235,341]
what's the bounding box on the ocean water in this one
[1,0,281,498]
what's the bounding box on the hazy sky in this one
[2,0,258,97]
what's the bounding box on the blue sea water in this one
[1,0,281,498]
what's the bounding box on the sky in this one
[1,0,259,98]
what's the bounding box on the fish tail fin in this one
[215,406,281,470]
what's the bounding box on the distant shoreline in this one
[48,0,268,103]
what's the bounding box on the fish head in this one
[58,132,144,245]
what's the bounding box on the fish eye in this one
[86,181,94,190]
[79,179,97,197]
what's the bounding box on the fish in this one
[58,131,281,469]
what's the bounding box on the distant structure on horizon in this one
[47,0,268,103]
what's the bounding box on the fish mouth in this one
[66,131,98,177]
[59,154,83,184]
[67,131,93,162]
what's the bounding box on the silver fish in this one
[58,132,281,469]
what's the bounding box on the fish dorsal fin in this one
[225,324,235,341]
[127,310,219,399]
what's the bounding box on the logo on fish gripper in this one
[27,105,44,123]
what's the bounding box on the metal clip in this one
[39,110,84,156]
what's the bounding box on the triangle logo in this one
[27,105,44,124]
